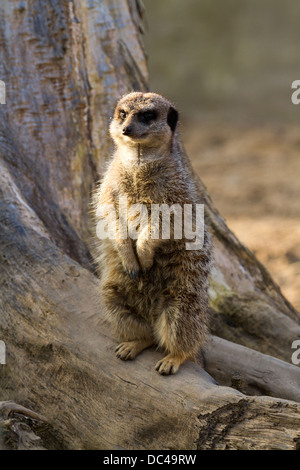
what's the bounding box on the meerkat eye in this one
[119,110,127,120]
[139,110,157,123]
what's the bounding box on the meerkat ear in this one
[167,106,179,132]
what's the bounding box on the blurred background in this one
[143,0,300,310]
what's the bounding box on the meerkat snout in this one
[122,125,133,136]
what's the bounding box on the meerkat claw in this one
[115,340,153,361]
[131,269,139,280]
[115,343,134,360]
[155,359,174,375]
[155,354,184,376]
[125,269,139,280]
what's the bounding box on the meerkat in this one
[92,92,212,375]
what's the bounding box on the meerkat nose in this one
[122,125,133,136]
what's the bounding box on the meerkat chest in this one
[121,165,166,204]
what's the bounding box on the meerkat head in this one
[109,92,179,151]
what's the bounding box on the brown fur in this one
[92,92,212,375]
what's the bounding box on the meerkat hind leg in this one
[155,353,187,376]
[115,338,153,361]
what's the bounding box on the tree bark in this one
[0,0,299,450]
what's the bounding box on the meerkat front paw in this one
[125,266,140,280]
[155,353,186,375]
[136,240,154,271]
[122,258,140,280]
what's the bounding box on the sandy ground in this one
[183,123,300,311]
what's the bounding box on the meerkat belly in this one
[141,240,190,318]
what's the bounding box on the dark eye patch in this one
[119,110,127,120]
[138,110,157,123]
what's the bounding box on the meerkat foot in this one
[155,353,186,376]
[115,339,153,361]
